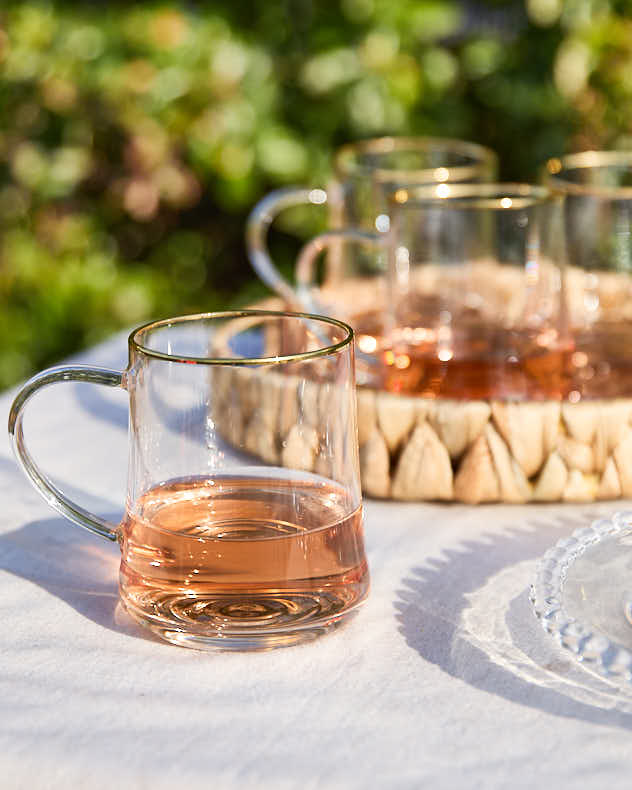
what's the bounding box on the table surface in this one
[2,333,632,790]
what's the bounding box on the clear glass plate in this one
[531,510,632,684]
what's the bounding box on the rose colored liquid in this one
[354,310,632,400]
[119,475,369,645]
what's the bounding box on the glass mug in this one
[247,136,497,320]
[297,183,565,400]
[545,151,632,398]
[8,311,369,651]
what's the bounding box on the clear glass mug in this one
[545,151,632,398]
[8,311,369,651]
[297,183,565,399]
[247,136,497,322]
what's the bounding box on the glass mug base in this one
[119,588,369,651]
[116,471,369,651]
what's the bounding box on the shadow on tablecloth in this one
[0,512,161,645]
[396,511,632,729]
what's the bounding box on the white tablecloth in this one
[2,333,632,789]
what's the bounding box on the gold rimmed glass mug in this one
[545,151,632,398]
[296,183,565,399]
[8,311,369,651]
[247,136,497,319]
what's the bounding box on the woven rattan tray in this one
[213,296,632,503]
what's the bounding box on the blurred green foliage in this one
[1,0,631,386]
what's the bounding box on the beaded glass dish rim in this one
[531,510,632,683]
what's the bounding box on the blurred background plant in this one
[0,0,630,386]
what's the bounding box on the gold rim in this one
[334,136,497,183]
[545,151,632,198]
[129,310,354,366]
[390,182,552,208]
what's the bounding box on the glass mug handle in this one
[8,365,124,542]
[246,186,329,309]
[295,230,390,378]
[294,228,387,312]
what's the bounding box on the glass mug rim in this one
[388,182,553,210]
[546,150,632,198]
[129,309,354,366]
[334,135,498,183]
